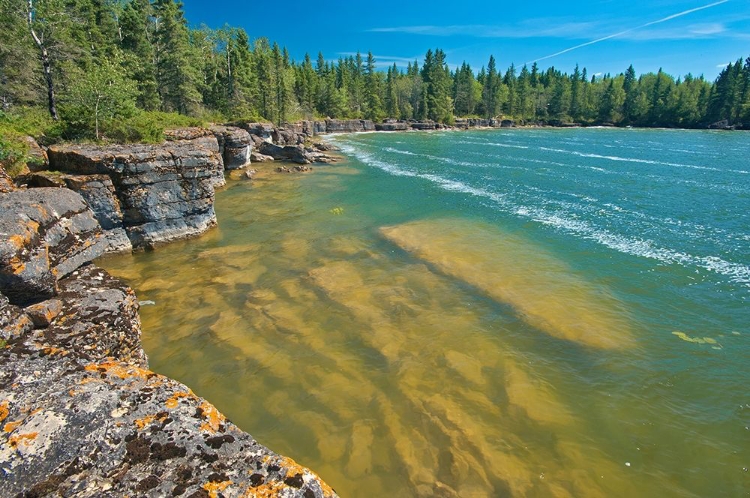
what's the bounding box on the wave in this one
[539,147,750,175]
[343,142,750,287]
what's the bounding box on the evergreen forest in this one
[1,0,749,148]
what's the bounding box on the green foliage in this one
[1,0,746,133]
[60,55,138,140]
[104,111,203,143]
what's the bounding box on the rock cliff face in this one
[0,187,337,498]
[47,136,225,251]
[209,125,253,170]
[0,188,106,305]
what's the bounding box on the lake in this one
[101,128,750,497]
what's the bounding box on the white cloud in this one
[368,21,600,40]
[528,0,730,64]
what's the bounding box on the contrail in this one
[527,0,730,64]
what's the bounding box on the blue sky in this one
[182,0,750,80]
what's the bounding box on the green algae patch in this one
[380,218,635,350]
[672,331,722,348]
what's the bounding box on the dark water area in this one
[102,128,750,497]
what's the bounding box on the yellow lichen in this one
[85,360,153,380]
[4,420,22,433]
[198,401,226,433]
[165,391,192,409]
[8,432,38,448]
[0,401,9,423]
[203,480,233,498]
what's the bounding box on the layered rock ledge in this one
[47,135,226,252]
[0,181,337,497]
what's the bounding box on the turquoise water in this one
[102,128,750,497]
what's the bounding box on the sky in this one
[182,0,750,80]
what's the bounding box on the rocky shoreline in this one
[0,116,525,496]
[0,125,339,496]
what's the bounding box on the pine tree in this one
[120,0,159,110]
[482,55,498,119]
[153,0,202,115]
[364,51,382,120]
[622,64,638,124]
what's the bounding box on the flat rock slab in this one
[0,265,337,497]
[0,353,336,498]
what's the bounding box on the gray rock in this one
[47,135,224,250]
[63,174,133,254]
[375,121,409,131]
[251,151,275,163]
[258,143,311,165]
[324,119,375,133]
[410,121,438,130]
[24,298,63,328]
[0,188,106,305]
[210,125,253,170]
[0,265,336,498]
[0,291,33,341]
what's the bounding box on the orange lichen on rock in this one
[0,401,9,423]
[8,432,38,449]
[165,391,192,409]
[85,360,153,381]
[203,480,233,498]
[198,401,225,433]
[241,479,288,498]
[134,412,168,430]
[278,456,336,497]
[4,420,22,433]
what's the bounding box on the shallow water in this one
[101,128,750,497]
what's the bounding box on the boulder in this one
[0,188,106,305]
[251,151,275,162]
[210,125,253,170]
[272,128,305,146]
[239,122,275,142]
[47,136,224,250]
[258,143,311,164]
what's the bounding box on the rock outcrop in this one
[375,121,409,131]
[0,187,337,498]
[210,125,253,170]
[47,136,225,250]
[0,188,106,305]
[323,119,376,133]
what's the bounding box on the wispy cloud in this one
[368,21,599,40]
[527,0,731,64]
[620,22,726,40]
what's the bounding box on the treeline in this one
[1,0,749,142]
